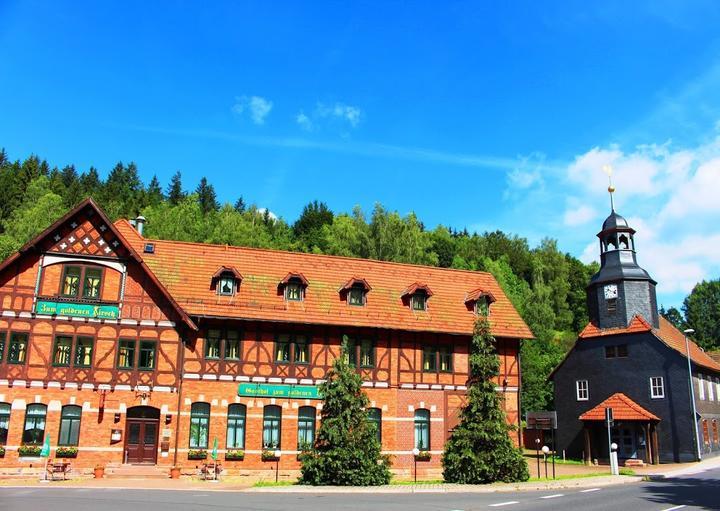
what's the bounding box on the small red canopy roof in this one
[579,392,660,422]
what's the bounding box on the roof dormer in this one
[402,283,433,312]
[212,266,243,296]
[339,277,372,306]
[464,288,496,316]
[279,272,309,301]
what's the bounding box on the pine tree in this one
[196,176,219,214]
[299,339,391,486]
[234,196,246,213]
[442,317,529,483]
[146,175,164,206]
[167,171,185,205]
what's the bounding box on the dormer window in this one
[279,272,309,302]
[411,292,428,311]
[286,280,304,301]
[212,266,243,297]
[402,283,433,312]
[218,276,235,296]
[339,277,371,307]
[464,288,496,316]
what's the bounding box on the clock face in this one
[604,284,618,300]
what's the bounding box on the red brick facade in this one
[0,199,530,479]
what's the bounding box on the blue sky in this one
[1,1,720,308]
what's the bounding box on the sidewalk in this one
[635,454,720,479]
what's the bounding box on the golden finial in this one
[602,164,615,211]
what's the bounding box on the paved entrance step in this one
[104,464,170,479]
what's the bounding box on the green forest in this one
[1,149,718,413]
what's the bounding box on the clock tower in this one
[586,196,659,330]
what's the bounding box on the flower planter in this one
[169,466,181,479]
[225,450,244,461]
[261,450,280,462]
[188,450,208,460]
[93,466,105,479]
[56,447,78,458]
[18,445,42,457]
[415,451,432,462]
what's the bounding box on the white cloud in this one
[295,102,363,132]
[232,95,273,125]
[296,111,313,131]
[564,204,597,227]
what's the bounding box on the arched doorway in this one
[125,406,160,464]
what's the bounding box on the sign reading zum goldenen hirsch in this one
[238,383,322,400]
[35,300,120,319]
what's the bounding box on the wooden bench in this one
[46,460,71,481]
[199,462,221,480]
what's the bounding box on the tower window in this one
[607,298,617,314]
[605,344,628,358]
[618,234,630,250]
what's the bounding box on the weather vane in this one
[602,164,615,211]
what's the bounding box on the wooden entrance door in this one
[125,407,160,464]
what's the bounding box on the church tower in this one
[586,175,659,329]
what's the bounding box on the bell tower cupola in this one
[586,167,659,329]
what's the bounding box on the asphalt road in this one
[1,468,718,511]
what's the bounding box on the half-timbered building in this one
[0,198,531,478]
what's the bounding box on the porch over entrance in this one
[579,392,660,466]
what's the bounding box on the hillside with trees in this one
[0,148,715,413]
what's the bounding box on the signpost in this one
[526,411,557,479]
[40,436,51,482]
[35,300,119,319]
[238,383,322,400]
[605,407,619,476]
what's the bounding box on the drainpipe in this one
[684,329,702,461]
[173,328,186,466]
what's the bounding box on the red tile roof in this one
[114,219,534,338]
[579,392,660,421]
[579,315,720,373]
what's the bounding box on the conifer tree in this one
[442,317,529,484]
[195,176,219,214]
[167,171,185,205]
[299,339,391,486]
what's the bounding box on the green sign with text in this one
[238,383,322,400]
[36,300,120,319]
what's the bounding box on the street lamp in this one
[541,445,550,479]
[412,448,420,483]
[274,450,281,483]
[684,328,702,461]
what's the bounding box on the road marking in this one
[540,494,564,499]
[489,502,519,507]
[580,488,601,493]
[661,506,686,511]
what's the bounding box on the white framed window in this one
[576,380,589,401]
[698,374,705,400]
[650,376,665,399]
[716,378,720,400]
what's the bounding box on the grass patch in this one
[619,468,636,476]
[528,472,613,482]
[390,479,445,485]
[547,456,585,465]
[253,481,296,487]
